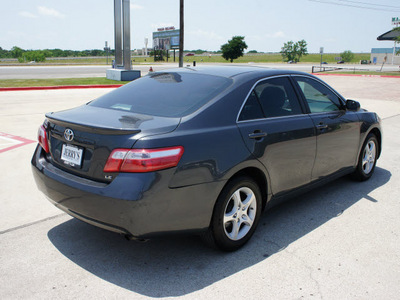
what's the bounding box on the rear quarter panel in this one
[133,77,269,188]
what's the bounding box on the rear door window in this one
[238,90,264,121]
[238,76,303,121]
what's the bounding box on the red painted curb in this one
[313,73,400,79]
[0,84,123,92]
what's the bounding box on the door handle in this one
[316,124,328,129]
[249,131,268,139]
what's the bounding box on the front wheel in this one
[203,176,262,251]
[352,133,379,181]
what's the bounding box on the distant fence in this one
[312,65,370,74]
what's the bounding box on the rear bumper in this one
[31,145,224,238]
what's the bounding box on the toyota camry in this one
[32,66,382,251]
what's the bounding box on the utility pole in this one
[179,0,184,67]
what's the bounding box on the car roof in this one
[156,65,308,79]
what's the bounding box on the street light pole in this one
[179,0,184,67]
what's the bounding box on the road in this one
[0,75,400,299]
[1,63,399,79]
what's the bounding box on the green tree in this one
[221,36,248,63]
[340,50,354,62]
[281,41,296,62]
[296,39,308,62]
[0,47,12,58]
[10,46,24,58]
[280,40,308,62]
[42,50,52,58]
[21,51,46,62]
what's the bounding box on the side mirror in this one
[346,99,360,112]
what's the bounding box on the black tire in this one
[202,176,262,251]
[352,133,379,181]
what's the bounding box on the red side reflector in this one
[104,146,184,173]
[38,125,49,153]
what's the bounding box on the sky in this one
[0,0,399,53]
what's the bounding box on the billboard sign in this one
[392,17,400,26]
[153,27,180,50]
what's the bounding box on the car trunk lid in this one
[45,105,180,182]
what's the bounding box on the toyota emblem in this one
[64,128,74,142]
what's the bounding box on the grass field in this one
[183,53,372,64]
[0,53,372,65]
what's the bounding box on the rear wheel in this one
[203,176,262,251]
[352,133,378,181]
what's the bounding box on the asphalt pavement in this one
[1,63,399,79]
[0,75,399,299]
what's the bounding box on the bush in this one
[152,50,168,61]
[23,51,46,62]
[340,50,354,62]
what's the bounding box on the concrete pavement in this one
[0,76,399,299]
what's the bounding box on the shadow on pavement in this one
[48,167,391,297]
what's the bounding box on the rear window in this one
[89,72,233,117]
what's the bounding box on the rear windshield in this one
[89,72,233,117]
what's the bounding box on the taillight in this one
[38,124,49,153]
[104,146,184,173]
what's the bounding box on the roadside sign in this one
[153,28,180,50]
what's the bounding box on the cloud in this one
[249,31,286,41]
[267,31,286,38]
[324,38,337,42]
[187,29,224,41]
[37,6,65,18]
[131,4,144,10]
[18,11,38,18]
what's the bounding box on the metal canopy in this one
[377,29,400,41]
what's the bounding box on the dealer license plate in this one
[61,144,83,167]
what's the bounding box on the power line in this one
[308,0,400,12]
[338,0,400,9]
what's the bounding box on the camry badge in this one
[64,128,74,142]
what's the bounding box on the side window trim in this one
[253,90,266,117]
[287,76,309,114]
[236,75,305,123]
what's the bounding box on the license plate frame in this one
[61,144,83,167]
